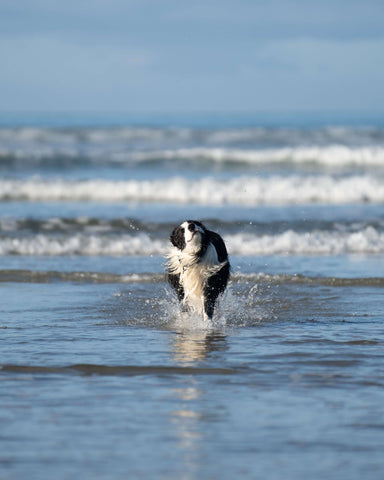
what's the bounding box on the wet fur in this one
[166,220,230,320]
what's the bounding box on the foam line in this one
[1,228,384,256]
[1,175,384,204]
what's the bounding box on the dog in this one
[166,220,230,320]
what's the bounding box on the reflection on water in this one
[172,331,228,365]
[168,331,229,479]
[171,408,203,480]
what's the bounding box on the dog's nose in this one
[188,223,195,232]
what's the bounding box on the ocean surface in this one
[1,112,384,479]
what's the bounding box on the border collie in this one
[166,220,230,320]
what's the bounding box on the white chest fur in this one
[167,243,224,314]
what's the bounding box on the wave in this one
[2,216,384,238]
[2,146,384,168]
[2,125,384,169]
[0,233,164,256]
[1,268,383,288]
[228,227,384,255]
[0,216,146,234]
[2,125,384,145]
[1,227,384,256]
[130,146,384,167]
[1,175,384,205]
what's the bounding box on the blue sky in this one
[1,0,384,113]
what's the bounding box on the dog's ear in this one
[170,225,186,250]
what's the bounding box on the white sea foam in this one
[131,146,384,167]
[1,228,384,256]
[0,233,164,256]
[2,144,384,167]
[226,227,384,255]
[1,175,384,205]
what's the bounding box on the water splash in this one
[158,282,277,331]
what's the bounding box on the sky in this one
[1,0,384,114]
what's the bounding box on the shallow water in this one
[2,263,384,480]
[1,114,384,479]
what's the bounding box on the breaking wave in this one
[1,175,384,205]
[129,146,384,167]
[1,227,384,256]
[2,146,384,168]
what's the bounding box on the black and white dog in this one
[166,220,230,320]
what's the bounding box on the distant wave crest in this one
[1,124,384,168]
[131,146,384,167]
[1,175,384,205]
[1,146,384,167]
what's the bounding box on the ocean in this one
[1,112,384,479]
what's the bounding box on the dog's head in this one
[170,220,207,253]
